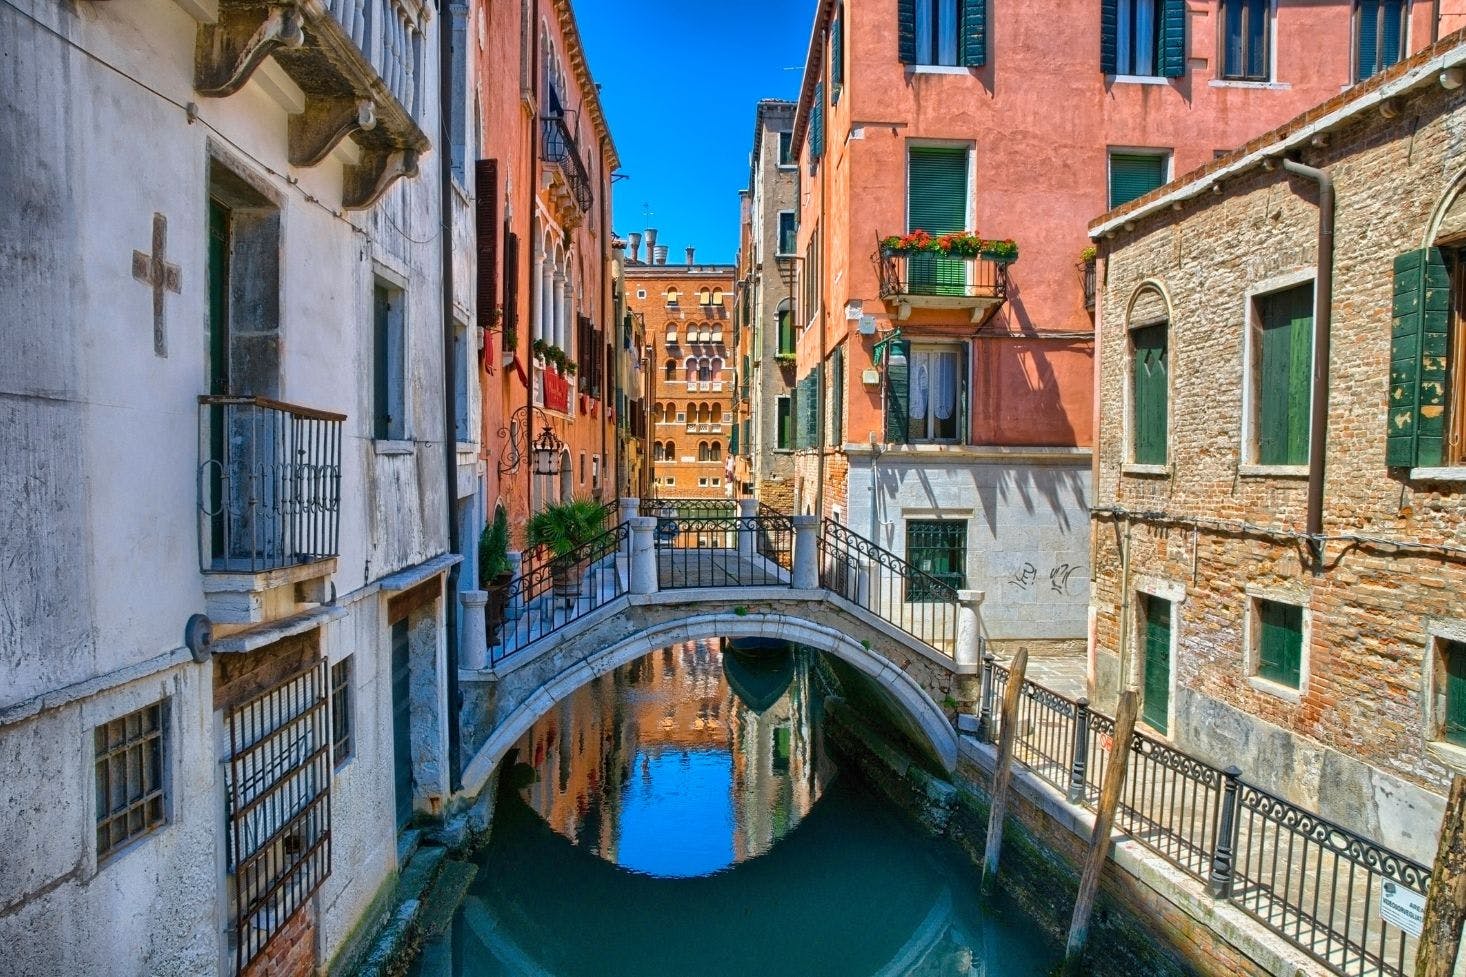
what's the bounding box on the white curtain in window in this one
[1133,0,1157,75]
[910,354,929,420]
[938,0,959,65]
[933,351,958,421]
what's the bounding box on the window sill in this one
[1237,463,1309,479]
[1247,675,1301,704]
[1409,466,1466,483]
[375,440,415,456]
[906,64,973,75]
[1122,463,1170,477]
[1426,741,1466,776]
[1210,79,1290,90]
[1109,74,1172,86]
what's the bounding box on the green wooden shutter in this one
[777,397,792,449]
[831,8,845,95]
[1141,595,1171,734]
[1101,0,1119,74]
[1381,0,1405,72]
[373,283,392,440]
[1391,248,1454,468]
[884,340,911,443]
[1109,153,1168,209]
[1257,284,1313,466]
[962,0,987,67]
[830,345,845,445]
[1160,0,1186,77]
[1258,601,1303,688]
[1132,323,1168,465]
[730,423,740,456]
[908,147,968,233]
[898,0,917,63]
[1444,640,1466,747]
[810,82,825,159]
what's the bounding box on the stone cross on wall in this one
[132,213,181,357]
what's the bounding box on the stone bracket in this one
[344,148,420,210]
[289,97,377,167]
[195,2,305,98]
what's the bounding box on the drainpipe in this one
[438,2,462,792]
[525,0,540,518]
[1282,158,1334,574]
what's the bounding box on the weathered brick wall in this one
[241,904,315,977]
[1094,64,1466,854]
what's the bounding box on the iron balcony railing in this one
[541,114,594,213]
[877,245,1008,303]
[978,659,1430,977]
[1080,259,1097,310]
[198,396,344,574]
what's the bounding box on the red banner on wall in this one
[544,368,570,413]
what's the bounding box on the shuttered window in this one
[1131,322,1169,464]
[795,372,820,449]
[909,147,969,293]
[1443,639,1466,748]
[1140,595,1172,734]
[1255,599,1303,689]
[885,339,911,443]
[1109,152,1169,209]
[1254,283,1313,466]
[902,0,986,67]
[778,212,797,256]
[884,341,964,443]
[1388,248,1458,468]
[810,82,825,160]
[1103,0,1185,76]
[829,345,845,446]
[776,397,792,450]
[831,6,845,97]
[1356,0,1407,82]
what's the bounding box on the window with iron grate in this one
[95,700,168,862]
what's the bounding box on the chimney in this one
[644,227,658,262]
[653,245,668,265]
[628,231,642,264]
[685,247,696,266]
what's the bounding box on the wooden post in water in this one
[1064,689,1139,970]
[1417,774,1466,977]
[981,646,1028,890]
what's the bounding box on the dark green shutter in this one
[1358,0,1379,79]
[730,423,740,456]
[962,0,987,67]
[1381,0,1404,72]
[1258,601,1303,688]
[1109,153,1168,209]
[885,339,911,443]
[1388,249,1452,468]
[1257,284,1313,466]
[831,8,845,95]
[1444,640,1466,747]
[898,0,917,64]
[1100,0,1118,74]
[909,148,968,293]
[1132,323,1168,465]
[1160,0,1186,77]
[373,283,391,439]
[1141,595,1171,734]
[810,82,825,159]
[830,345,845,445]
[777,397,792,449]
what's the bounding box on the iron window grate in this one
[331,657,354,767]
[906,519,967,602]
[94,700,168,861]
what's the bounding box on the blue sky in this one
[577,0,817,265]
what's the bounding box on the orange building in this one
[471,0,622,534]
[625,238,737,499]
[786,0,1445,653]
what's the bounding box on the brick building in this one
[786,0,1449,655]
[1090,32,1466,861]
[625,240,738,499]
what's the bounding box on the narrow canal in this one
[408,641,1138,977]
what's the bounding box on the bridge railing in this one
[817,518,958,660]
[639,497,738,518]
[655,515,793,590]
[979,658,1429,977]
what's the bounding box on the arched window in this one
[710,357,723,380]
[652,403,664,423]
[685,357,697,382]
[666,325,678,345]
[711,404,724,424]
[666,287,680,305]
[710,442,722,462]
[1126,283,1171,467]
[698,287,711,306]
[652,442,664,462]
[711,288,724,306]
[697,441,711,462]
[698,358,712,382]
[664,359,676,380]
[699,324,713,342]
[699,403,711,424]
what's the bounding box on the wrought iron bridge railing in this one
[655,515,793,590]
[541,114,594,214]
[639,497,738,518]
[198,396,344,574]
[979,660,1430,977]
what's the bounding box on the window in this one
[1252,598,1304,689]
[776,396,793,450]
[776,308,796,356]
[331,657,354,767]
[1250,282,1313,466]
[1391,248,1466,469]
[909,0,987,67]
[373,280,406,440]
[908,147,969,292]
[1433,637,1466,748]
[95,700,168,860]
[905,520,966,601]
[636,289,647,299]
[884,342,964,443]
[1114,0,1165,75]
[1140,595,1172,734]
[667,327,678,345]
[778,212,797,256]
[1109,151,1169,209]
[698,288,712,306]
[712,288,724,306]
[712,477,722,486]
[666,287,680,306]
[1130,321,1169,464]
[698,441,711,462]
[1355,0,1407,82]
[778,130,795,167]
[665,359,677,381]
[711,442,723,462]
[829,344,845,446]
[1221,0,1269,81]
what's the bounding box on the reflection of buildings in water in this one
[513,640,830,869]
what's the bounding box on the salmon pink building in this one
[786,0,1446,653]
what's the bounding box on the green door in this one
[1141,595,1172,734]
[391,620,414,830]
[908,147,968,295]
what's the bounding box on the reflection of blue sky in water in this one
[617,749,734,878]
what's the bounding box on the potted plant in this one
[531,338,549,363]
[879,229,1019,264]
[479,505,513,643]
[525,498,608,601]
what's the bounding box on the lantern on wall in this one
[532,425,564,476]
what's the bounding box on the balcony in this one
[196,0,431,209]
[198,396,343,576]
[877,243,1009,323]
[541,115,594,220]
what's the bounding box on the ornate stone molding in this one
[343,149,419,211]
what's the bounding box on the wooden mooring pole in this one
[981,646,1028,890]
[1417,774,1466,977]
[1063,689,1139,971]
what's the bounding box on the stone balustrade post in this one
[629,516,659,595]
[791,516,819,590]
[737,498,758,560]
[506,551,524,621]
[459,590,488,671]
[954,589,985,676]
[619,497,640,559]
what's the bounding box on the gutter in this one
[1281,158,1334,573]
[438,11,462,791]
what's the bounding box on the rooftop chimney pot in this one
[628,232,642,264]
[686,247,696,266]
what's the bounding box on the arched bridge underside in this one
[459,588,974,798]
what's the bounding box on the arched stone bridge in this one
[456,501,987,799]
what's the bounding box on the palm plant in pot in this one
[525,498,607,602]
[479,505,513,643]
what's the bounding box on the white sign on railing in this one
[1379,881,1425,938]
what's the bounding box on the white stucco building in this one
[0,0,484,973]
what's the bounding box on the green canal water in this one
[409,642,1111,977]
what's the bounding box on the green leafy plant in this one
[478,505,512,587]
[532,338,549,360]
[1079,244,1098,264]
[526,498,607,559]
[563,360,578,376]
[733,606,749,617]
[942,694,960,711]
[861,638,872,650]
[880,229,1019,264]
